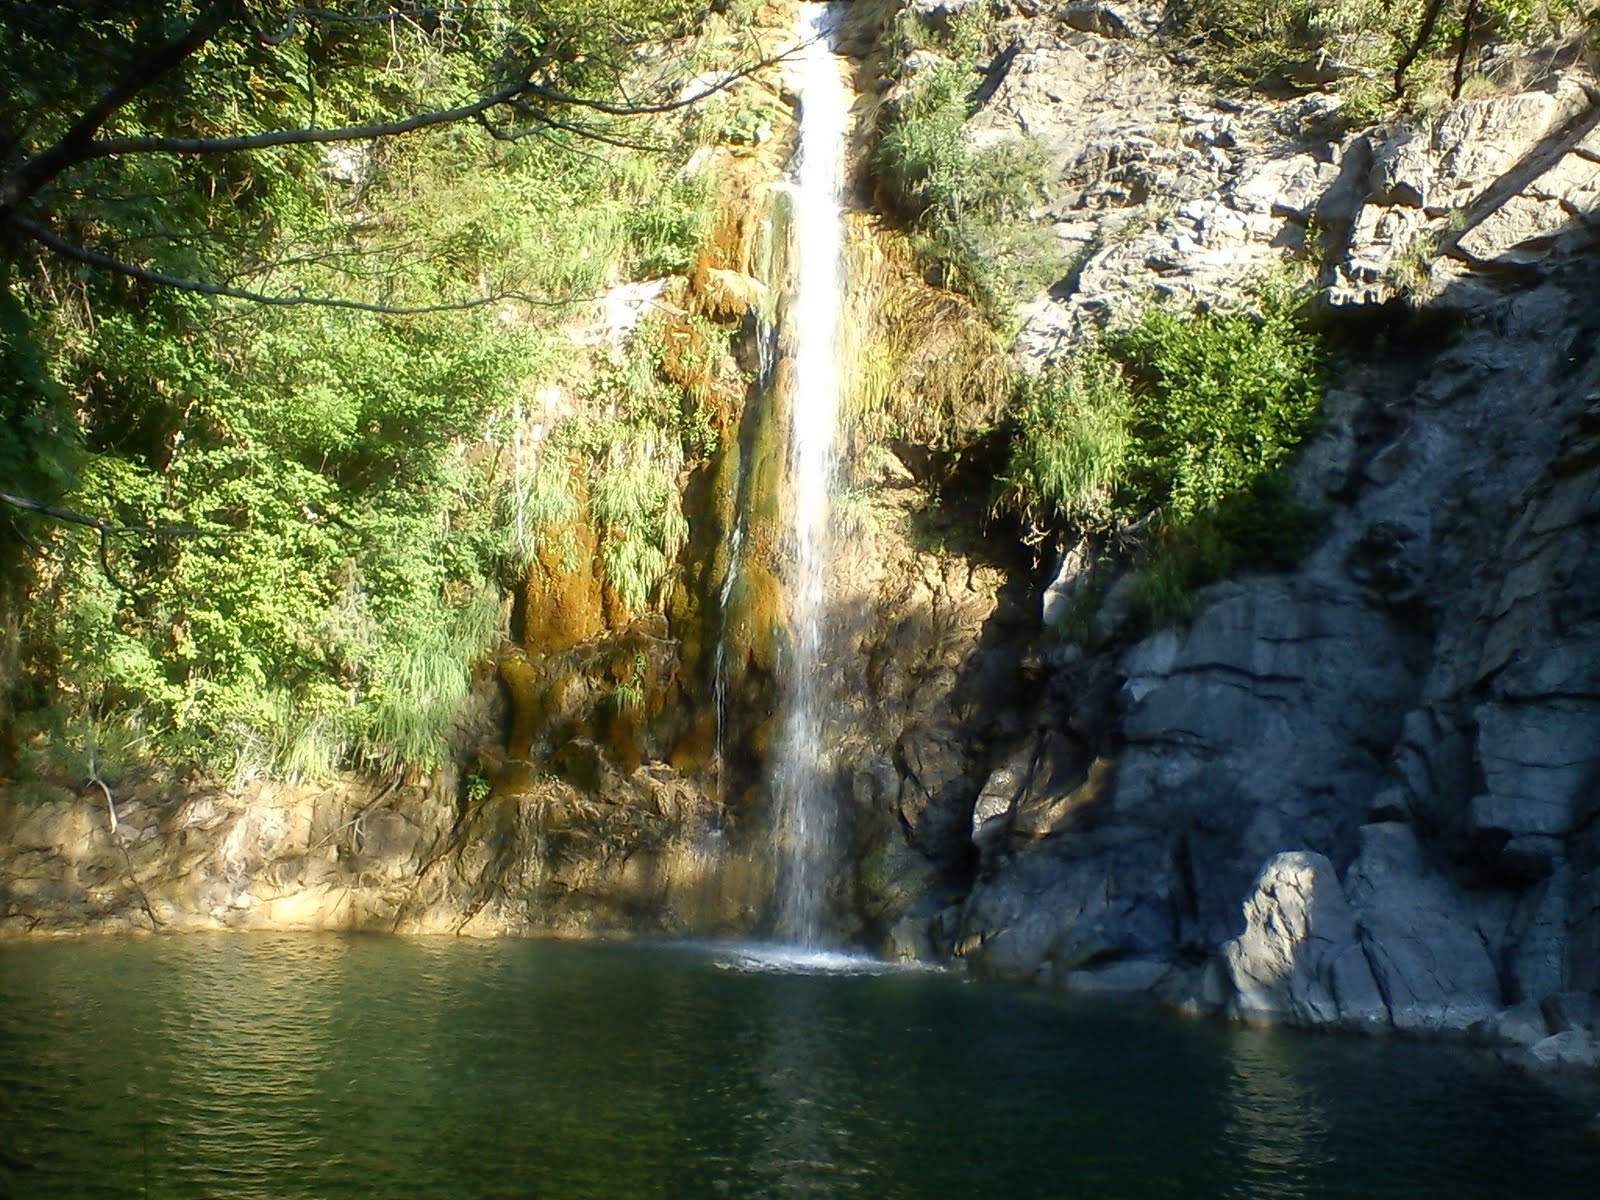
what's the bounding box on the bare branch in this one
[72,39,799,162]
[86,79,528,160]
[11,215,586,314]
[478,106,668,153]
[517,41,806,116]
[0,491,242,540]
[3,13,799,221]
[0,0,241,214]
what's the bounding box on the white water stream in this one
[771,2,849,945]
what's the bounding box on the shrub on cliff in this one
[1173,0,1580,108]
[997,355,1133,536]
[873,4,1059,323]
[1108,284,1323,526]
[1001,284,1325,628]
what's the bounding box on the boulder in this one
[1528,1029,1600,1070]
[1492,1000,1551,1047]
[1224,851,1389,1030]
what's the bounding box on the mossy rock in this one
[722,561,785,679]
[520,519,605,656]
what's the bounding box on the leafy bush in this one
[998,356,1132,532]
[1000,284,1326,629]
[873,6,1059,322]
[1108,285,1323,524]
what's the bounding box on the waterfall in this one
[772,2,849,946]
[712,520,743,804]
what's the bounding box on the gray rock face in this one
[977,9,1600,358]
[1224,851,1388,1030]
[1112,579,1421,949]
[956,838,1179,978]
[930,5,1600,1067]
[1344,823,1503,1033]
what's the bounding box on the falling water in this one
[712,521,744,801]
[772,2,849,945]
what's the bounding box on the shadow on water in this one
[2,935,1598,1200]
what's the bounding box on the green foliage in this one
[609,651,649,713]
[626,176,715,277]
[585,313,725,460]
[592,439,689,613]
[874,6,1061,323]
[1000,283,1326,632]
[510,450,583,571]
[1108,284,1323,524]
[1127,473,1320,627]
[998,356,1133,532]
[0,0,733,784]
[17,297,526,780]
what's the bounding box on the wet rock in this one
[1542,991,1598,1034]
[1062,956,1171,994]
[1529,1029,1600,1070]
[1493,1000,1552,1047]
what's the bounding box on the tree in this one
[0,1,768,308]
[0,1,773,783]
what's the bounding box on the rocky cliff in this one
[4,0,1599,1071]
[865,0,1600,1070]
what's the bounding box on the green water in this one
[0,935,1596,1199]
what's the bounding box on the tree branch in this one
[1,490,241,597]
[11,215,586,314]
[73,39,799,162]
[85,79,529,160]
[517,42,807,116]
[1393,0,1448,99]
[4,17,799,216]
[0,0,241,215]
[0,491,242,540]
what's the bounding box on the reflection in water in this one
[2,936,1599,1200]
[159,937,343,1197]
[750,985,849,1197]
[1221,1030,1331,1199]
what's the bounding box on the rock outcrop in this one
[0,759,764,939]
[871,3,1600,1061]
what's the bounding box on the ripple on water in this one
[3,934,1600,1200]
[694,940,924,976]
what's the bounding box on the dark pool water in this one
[1,935,1596,1199]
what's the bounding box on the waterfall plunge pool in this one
[1,934,1596,1198]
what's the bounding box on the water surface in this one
[1,935,1596,1198]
